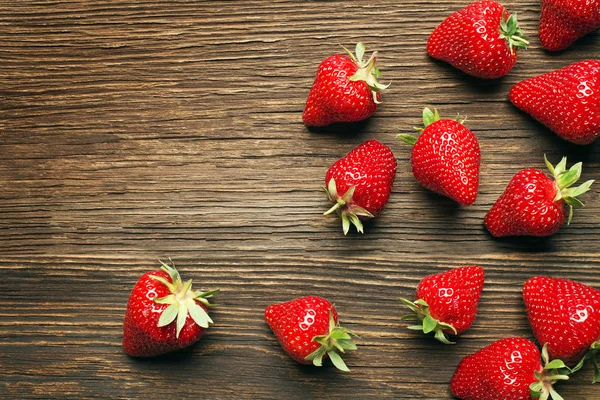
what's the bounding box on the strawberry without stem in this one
[484,156,593,237]
[451,338,568,400]
[123,261,218,357]
[324,140,396,235]
[539,0,600,51]
[264,296,357,371]
[524,276,600,382]
[427,0,528,79]
[509,59,600,145]
[400,266,484,344]
[398,108,481,206]
[302,42,388,127]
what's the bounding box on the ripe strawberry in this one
[427,0,528,79]
[484,156,594,237]
[398,108,481,205]
[400,266,485,344]
[123,260,218,357]
[524,276,600,381]
[324,139,396,235]
[264,296,357,371]
[509,60,600,145]
[539,0,600,51]
[302,42,388,126]
[451,338,568,400]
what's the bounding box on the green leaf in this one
[423,108,435,127]
[176,302,187,338]
[397,133,418,146]
[400,314,418,321]
[567,179,594,198]
[549,388,564,400]
[187,300,211,328]
[328,351,350,372]
[414,299,429,308]
[349,206,374,218]
[545,359,567,370]
[341,213,350,235]
[554,157,568,177]
[556,169,579,190]
[347,213,363,234]
[154,294,175,304]
[544,154,555,175]
[355,42,365,63]
[330,330,352,341]
[341,186,355,204]
[157,303,178,328]
[338,339,357,351]
[327,178,338,199]
[422,316,437,334]
[406,325,424,331]
[434,329,455,345]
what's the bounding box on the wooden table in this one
[1,1,599,399]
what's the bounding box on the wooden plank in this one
[0,0,599,398]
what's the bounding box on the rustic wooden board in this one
[1,1,599,399]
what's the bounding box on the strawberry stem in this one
[544,155,594,225]
[343,42,389,104]
[530,344,570,400]
[399,298,457,345]
[323,178,374,235]
[498,13,529,53]
[304,307,358,372]
[149,260,219,338]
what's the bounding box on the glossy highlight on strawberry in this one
[539,0,600,51]
[264,296,357,371]
[484,156,593,237]
[509,60,600,145]
[123,260,219,357]
[324,140,396,235]
[303,42,388,126]
[524,276,600,381]
[400,266,484,344]
[427,0,528,79]
[398,108,480,205]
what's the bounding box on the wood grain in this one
[1,1,599,398]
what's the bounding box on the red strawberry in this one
[484,156,594,237]
[400,266,485,344]
[539,0,600,51]
[264,296,357,371]
[398,108,481,205]
[523,276,600,381]
[324,139,396,235]
[302,42,388,126]
[451,338,567,400]
[123,260,218,357]
[427,0,528,79]
[509,60,600,145]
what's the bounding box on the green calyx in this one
[342,42,389,104]
[399,298,458,345]
[498,13,529,53]
[397,107,465,145]
[570,341,600,383]
[544,155,594,225]
[304,307,358,372]
[529,344,570,400]
[149,260,219,338]
[323,177,374,235]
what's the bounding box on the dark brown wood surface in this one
[1,1,599,399]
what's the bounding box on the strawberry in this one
[302,42,388,126]
[539,0,600,51]
[264,296,357,371]
[523,276,600,382]
[451,338,568,400]
[509,60,600,145]
[398,108,481,205]
[400,266,484,344]
[484,156,593,237]
[122,260,218,357]
[427,0,528,79]
[323,139,396,235]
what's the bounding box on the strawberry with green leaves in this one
[427,0,528,79]
[264,296,357,371]
[303,42,388,127]
[524,276,600,382]
[484,156,594,237]
[400,266,485,344]
[451,338,568,400]
[398,108,481,206]
[122,260,218,357]
[324,140,396,235]
[509,59,600,145]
